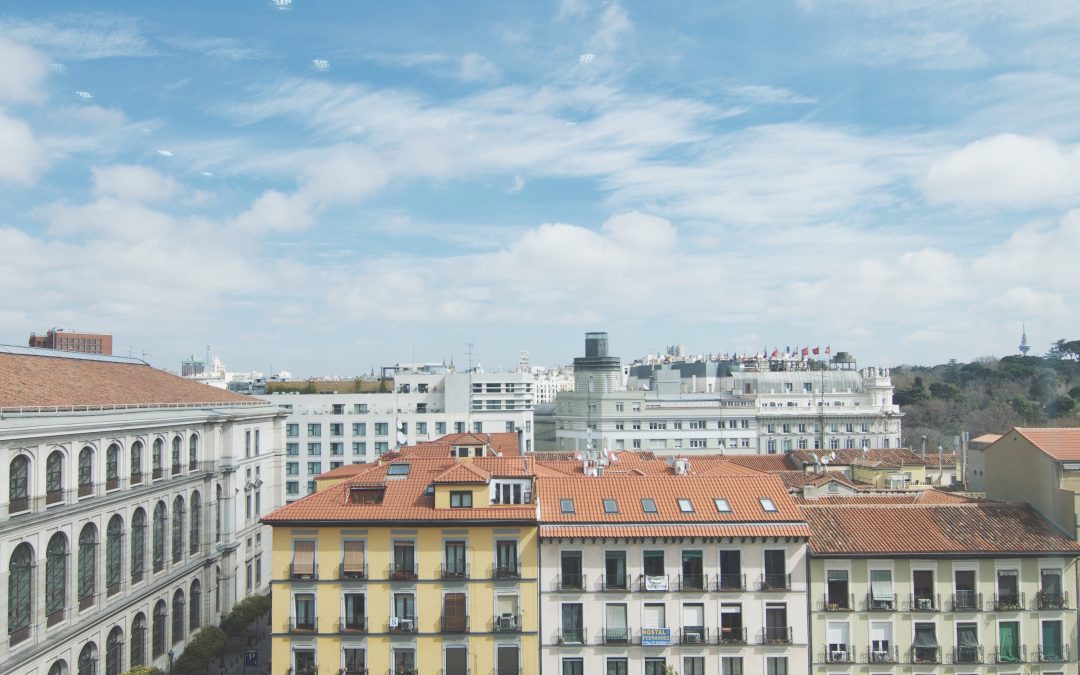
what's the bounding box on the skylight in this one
[714,498,731,512]
[760,497,777,512]
[678,498,694,512]
[641,498,657,513]
[560,498,575,514]
[387,463,410,476]
[603,499,618,513]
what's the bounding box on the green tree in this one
[929,382,962,401]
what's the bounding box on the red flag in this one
[825,345,831,355]
[812,346,820,355]
[801,347,809,356]
[770,349,778,357]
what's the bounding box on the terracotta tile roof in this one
[794,490,974,506]
[971,433,1003,445]
[537,474,803,524]
[314,464,371,480]
[541,523,811,539]
[423,432,521,455]
[474,456,534,477]
[803,502,1080,556]
[790,448,924,467]
[775,470,861,490]
[0,347,260,410]
[719,454,798,472]
[432,462,491,484]
[1012,427,1080,461]
[923,453,958,468]
[533,451,768,478]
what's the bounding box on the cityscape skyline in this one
[1,1,1079,375]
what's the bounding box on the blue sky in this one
[2,0,1080,376]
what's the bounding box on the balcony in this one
[993,644,1028,664]
[911,646,940,664]
[762,626,792,645]
[677,574,708,592]
[638,573,669,592]
[556,627,587,645]
[440,563,470,581]
[600,627,632,644]
[439,615,469,633]
[339,562,368,581]
[338,617,367,634]
[386,669,418,675]
[865,592,897,611]
[821,593,854,611]
[952,645,983,664]
[599,574,630,592]
[718,626,747,645]
[759,573,791,591]
[491,563,520,580]
[340,669,368,675]
[1037,590,1068,609]
[908,593,940,611]
[679,627,709,645]
[866,645,899,664]
[388,616,417,634]
[715,573,745,591]
[555,573,586,592]
[289,562,318,580]
[491,613,522,633]
[994,592,1025,611]
[388,563,417,581]
[1038,643,1070,663]
[290,616,316,633]
[950,591,982,612]
[822,647,854,664]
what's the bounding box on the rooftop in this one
[1010,427,1080,462]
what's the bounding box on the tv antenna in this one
[465,343,474,373]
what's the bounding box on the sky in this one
[2,0,1080,377]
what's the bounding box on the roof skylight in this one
[714,498,731,512]
[760,497,777,512]
[603,499,618,513]
[641,498,657,513]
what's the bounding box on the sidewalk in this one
[207,611,272,675]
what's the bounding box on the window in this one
[294,592,316,631]
[172,436,183,471]
[644,658,667,675]
[45,533,69,626]
[722,657,743,675]
[307,423,322,436]
[190,579,202,630]
[172,495,185,563]
[443,541,467,578]
[392,592,415,629]
[417,422,427,435]
[606,658,628,675]
[286,462,299,476]
[763,550,787,589]
[641,498,657,513]
[307,462,322,475]
[190,491,202,555]
[450,491,473,508]
[913,569,935,609]
[9,455,29,512]
[106,515,124,596]
[690,439,706,448]
[78,446,94,496]
[644,550,665,577]
[683,657,705,675]
[393,541,416,579]
[442,592,467,632]
[152,501,167,572]
[344,648,365,675]
[343,592,366,631]
[715,498,731,512]
[352,422,367,436]
[375,422,389,436]
[760,497,777,512]
[78,642,99,675]
[682,551,705,590]
[8,543,33,642]
[78,524,97,609]
[131,613,146,667]
[560,498,575,513]
[330,442,344,455]
[387,463,411,476]
[605,551,627,590]
[914,622,940,663]
[561,551,583,590]
[1042,620,1064,661]
[870,569,894,609]
[287,423,299,437]
[307,442,321,456]
[1041,568,1065,608]
[354,403,369,414]
[342,540,366,579]
[678,498,694,512]
[330,423,344,436]
[766,657,787,675]
[561,604,584,643]
[603,499,618,513]
[46,450,64,504]
[997,569,1021,608]
[719,550,742,590]
[562,659,584,675]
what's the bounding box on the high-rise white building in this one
[261,368,535,501]
[0,345,285,675]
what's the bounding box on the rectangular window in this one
[293,592,315,630]
[827,569,850,609]
[683,657,705,675]
[561,498,575,513]
[375,442,389,454]
[307,423,321,436]
[307,462,322,475]
[561,604,584,644]
[286,462,299,476]
[307,442,321,456]
[643,550,666,587]
[603,499,618,513]
[392,542,416,579]
[443,541,467,578]
[605,551,627,590]
[766,657,787,675]
[681,551,704,590]
[561,551,583,590]
[450,491,473,508]
[644,658,666,675]
[442,592,467,633]
[495,540,518,577]
[722,657,743,675]
[606,658,628,675]
[291,540,316,578]
[997,569,1020,609]
[286,481,299,495]
[342,540,366,579]
[330,442,344,455]
[417,422,427,435]
[352,423,367,436]
[677,498,694,512]
[352,441,366,454]
[286,423,299,437]
[764,550,787,589]
[343,593,366,631]
[353,403,368,414]
[913,569,936,609]
[870,569,895,609]
[605,603,629,643]
[375,423,389,436]
[330,423,343,436]
[719,550,742,590]
[286,442,299,456]
[436,422,447,434]
[914,622,940,663]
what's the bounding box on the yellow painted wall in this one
[985,431,1073,537]
[434,484,489,509]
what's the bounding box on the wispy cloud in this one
[0,13,154,60]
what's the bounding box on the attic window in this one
[560,498,575,514]
[350,488,385,504]
[714,498,731,513]
[641,498,657,513]
[603,499,618,514]
[678,498,694,513]
[387,463,410,476]
[760,497,778,512]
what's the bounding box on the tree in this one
[121,668,165,675]
[1049,395,1077,417]
[175,626,227,675]
[929,382,962,401]
[1010,397,1045,425]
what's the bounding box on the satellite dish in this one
[829,451,837,460]
[821,457,831,465]
[396,432,407,446]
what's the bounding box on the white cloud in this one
[726,84,816,105]
[0,14,154,61]
[312,58,330,72]
[586,3,633,55]
[232,190,315,233]
[157,149,174,157]
[557,0,589,20]
[0,111,47,184]
[76,90,94,100]
[579,53,596,64]
[0,37,48,104]
[837,30,988,69]
[924,134,1080,207]
[459,53,500,82]
[91,164,179,203]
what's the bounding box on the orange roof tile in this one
[719,454,798,472]
[422,432,521,455]
[1012,427,1080,461]
[541,523,811,539]
[432,462,491,484]
[794,490,974,506]
[314,464,371,480]
[804,502,1080,556]
[791,448,924,467]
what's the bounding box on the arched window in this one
[130,441,143,485]
[106,515,124,596]
[105,444,120,491]
[171,495,185,563]
[171,588,185,645]
[152,501,166,572]
[190,490,202,555]
[152,439,163,480]
[152,600,167,657]
[215,483,222,543]
[130,613,146,667]
[46,533,68,626]
[188,434,199,470]
[78,446,94,497]
[190,579,202,631]
[8,542,33,644]
[171,436,182,475]
[215,566,222,612]
[77,643,97,675]
[131,508,146,583]
[48,660,67,675]
[9,455,30,513]
[78,524,97,610]
[46,450,64,504]
[105,626,123,675]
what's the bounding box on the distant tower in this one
[1019,324,1031,356]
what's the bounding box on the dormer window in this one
[714,498,731,513]
[678,499,694,513]
[560,499,575,514]
[760,497,778,512]
[603,499,618,514]
[350,488,385,504]
[450,491,473,508]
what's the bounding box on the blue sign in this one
[641,628,672,646]
[245,650,259,667]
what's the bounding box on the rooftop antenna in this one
[465,343,474,374]
[1019,324,1031,356]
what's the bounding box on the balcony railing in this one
[678,574,708,592]
[715,573,745,591]
[387,563,417,581]
[290,616,316,633]
[994,592,1025,611]
[762,626,792,644]
[491,613,522,633]
[759,573,791,591]
[556,627,587,645]
[821,593,854,611]
[950,590,982,611]
[1037,590,1068,609]
[718,626,747,645]
[865,592,897,611]
[289,562,318,580]
[1038,643,1070,662]
[338,617,367,634]
[439,615,469,633]
[440,563,470,580]
[823,647,854,664]
[952,644,983,664]
[491,563,520,580]
[911,646,940,664]
[599,574,630,592]
[679,627,709,645]
[600,627,632,644]
[908,593,940,611]
[340,669,368,675]
[387,669,418,675]
[555,573,586,591]
[638,574,669,592]
[866,645,899,664]
[993,644,1028,663]
[388,616,417,633]
[339,562,368,580]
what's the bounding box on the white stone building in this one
[0,346,285,675]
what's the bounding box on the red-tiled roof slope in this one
[423,432,521,455]
[534,452,767,478]
[541,524,811,539]
[537,474,802,523]
[0,349,258,409]
[804,502,1080,555]
[790,448,924,467]
[433,462,491,484]
[720,454,798,472]
[1013,427,1080,461]
[794,490,974,506]
[314,464,370,480]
